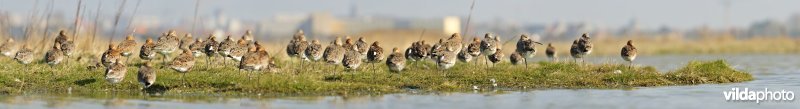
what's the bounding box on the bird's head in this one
[371,41,380,46]
[627,40,634,46]
[126,35,134,40]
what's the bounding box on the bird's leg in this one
[524,58,529,69]
[206,55,211,71]
[629,61,633,69]
[299,59,304,74]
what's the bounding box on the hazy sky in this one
[1,0,800,29]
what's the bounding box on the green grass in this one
[0,56,753,98]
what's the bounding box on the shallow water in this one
[1,54,799,109]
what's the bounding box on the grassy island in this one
[0,57,752,97]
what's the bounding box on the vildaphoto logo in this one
[723,87,795,103]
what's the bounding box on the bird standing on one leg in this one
[576,33,593,63]
[515,34,543,69]
[366,41,384,72]
[620,40,637,68]
[480,33,500,67]
[342,39,363,71]
[203,34,219,68]
[154,30,181,67]
[118,35,138,63]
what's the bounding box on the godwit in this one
[436,49,457,70]
[459,37,481,63]
[286,30,309,61]
[228,39,249,62]
[217,35,239,67]
[341,36,354,54]
[305,39,323,61]
[14,45,33,64]
[44,43,64,66]
[139,37,157,61]
[481,33,500,67]
[405,40,430,61]
[203,34,219,67]
[488,48,504,66]
[118,35,138,60]
[515,34,543,68]
[0,38,15,57]
[137,61,156,88]
[179,34,193,49]
[105,60,127,84]
[59,40,75,58]
[444,33,463,52]
[323,37,345,65]
[188,38,205,57]
[239,45,261,71]
[546,43,557,62]
[621,40,638,68]
[101,44,123,67]
[356,37,369,61]
[55,30,69,44]
[342,39,362,70]
[509,51,524,65]
[570,40,581,62]
[430,39,445,60]
[256,47,275,72]
[572,33,593,63]
[366,41,384,71]
[154,30,180,65]
[218,35,235,58]
[436,33,462,70]
[457,45,472,62]
[169,49,195,73]
[386,47,406,72]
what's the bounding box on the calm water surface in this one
[1,55,799,109]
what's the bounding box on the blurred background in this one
[0,0,799,55]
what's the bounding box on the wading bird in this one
[138,61,156,88]
[386,47,406,72]
[140,38,157,61]
[0,38,15,57]
[323,37,345,65]
[169,49,195,73]
[102,44,123,67]
[118,35,138,61]
[366,41,384,71]
[342,39,362,70]
[509,51,523,65]
[481,33,501,67]
[14,45,33,64]
[515,34,543,68]
[546,43,557,62]
[305,39,323,61]
[44,43,64,66]
[105,60,127,84]
[621,40,638,68]
[154,30,181,65]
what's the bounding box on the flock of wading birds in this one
[0,29,638,89]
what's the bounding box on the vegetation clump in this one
[0,57,752,97]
